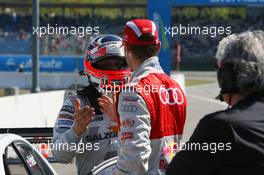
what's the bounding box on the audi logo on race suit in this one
[159,87,185,105]
[120,105,138,112]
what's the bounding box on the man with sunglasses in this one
[52,34,131,175]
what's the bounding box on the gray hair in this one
[216,30,264,95]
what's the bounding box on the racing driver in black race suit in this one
[52,34,131,175]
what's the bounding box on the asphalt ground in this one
[183,82,227,141]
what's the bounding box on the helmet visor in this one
[92,56,128,71]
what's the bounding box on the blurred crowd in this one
[0,13,130,55]
[0,10,263,60]
[172,11,264,61]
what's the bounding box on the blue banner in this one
[0,55,84,72]
[168,0,264,6]
[148,0,172,75]
[147,0,264,75]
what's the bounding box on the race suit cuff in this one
[65,127,82,144]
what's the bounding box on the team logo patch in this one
[159,87,185,105]
[159,159,169,171]
[86,132,118,142]
[120,105,138,112]
[121,119,135,128]
[162,142,177,159]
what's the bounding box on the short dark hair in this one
[128,33,160,62]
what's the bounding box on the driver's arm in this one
[113,90,151,175]
[51,97,82,163]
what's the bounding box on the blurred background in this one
[0,0,263,174]
[0,1,263,89]
[0,1,263,71]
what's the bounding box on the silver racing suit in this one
[52,86,119,175]
[112,57,187,175]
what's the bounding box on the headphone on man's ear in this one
[217,63,239,101]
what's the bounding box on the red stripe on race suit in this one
[136,73,187,139]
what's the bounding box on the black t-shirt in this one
[167,92,264,175]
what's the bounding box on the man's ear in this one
[158,41,161,49]
[157,41,161,50]
[125,44,131,53]
[155,41,161,54]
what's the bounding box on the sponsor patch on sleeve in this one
[122,96,138,102]
[58,114,74,119]
[159,159,169,171]
[57,119,74,128]
[121,132,134,141]
[121,119,135,128]
[60,105,75,114]
[120,105,138,113]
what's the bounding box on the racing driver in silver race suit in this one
[52,34,131,175]
[99,19,187,175]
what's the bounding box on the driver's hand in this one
[73,99,95,136]
[98,95,118,122]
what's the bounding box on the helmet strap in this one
[227,94,232,109]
